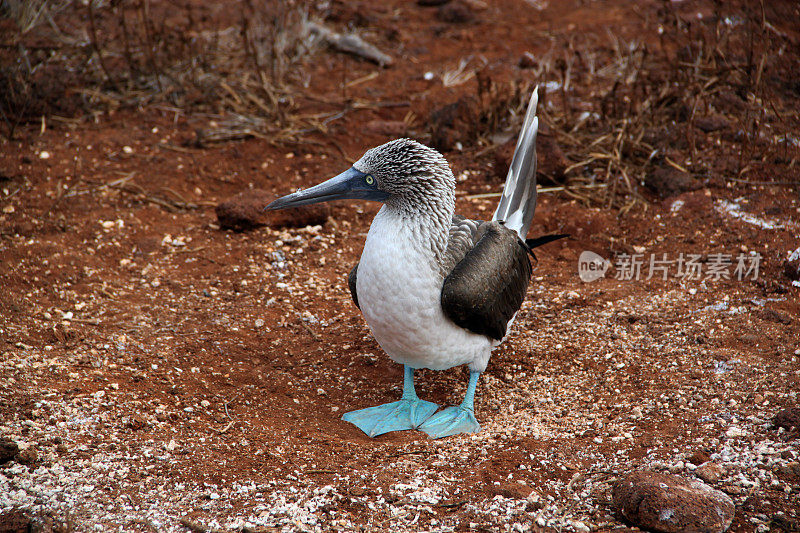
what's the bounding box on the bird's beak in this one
[265,167,390,210]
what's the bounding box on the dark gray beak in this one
[265,167,390,210]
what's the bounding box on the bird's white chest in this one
[355,208,492,371]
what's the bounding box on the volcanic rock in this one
[644,168,701,198]
[774,407,800,432]
[0,437,19,464]
[612,471,734,533]
[437,0,474,23]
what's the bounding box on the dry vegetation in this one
[527,1,799,209]
[2,0,797,205]
[1,0,320,140]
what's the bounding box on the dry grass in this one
[488,1,799,209]
[0,0,323,141]
[2,1,797,208]
[1,0,70,33]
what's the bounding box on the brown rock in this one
[738,334,760,345]
[15,447,38,466]
[760,308,792,325]
[774,407,800,432]
[437,0,474,23]
[0,437,19,464]
[688,450,711,466]
[644,168,701,199]
[134,237,161,255]
[493,482,533,499]
[494,130,568,184]
[126,415,149,431]
[215,189,330,230]
[695,462,724,484]
[363,120,408,137]
[519,51,538,69]
[713,90,746,114]
[49,323,77,345]
[417,0,449,5]
[0,509,31,533]
[773,462,800,484]
[429,97,477,152]
[642,125,679,150]
[612,471,735,533]
[695,115,729,133]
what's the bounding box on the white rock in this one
[571,520,590,533]
[726,426,745,438]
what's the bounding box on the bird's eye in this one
[365,175,374,185]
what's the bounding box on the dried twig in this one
[306,22,392,67]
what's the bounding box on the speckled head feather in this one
[353,139,455,214]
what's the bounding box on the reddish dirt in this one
[1,1,799,532]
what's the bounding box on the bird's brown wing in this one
[440,221,532,341]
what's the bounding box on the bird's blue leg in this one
[341,365,439,437]
[419,370,481,439]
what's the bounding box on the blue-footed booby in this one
[267,88,566,438]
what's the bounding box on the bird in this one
[266,88,566,438]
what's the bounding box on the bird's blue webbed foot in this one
[419,370,482,439]
[342,397,439,437]
[419,405,480,438]
[342,365,438,437]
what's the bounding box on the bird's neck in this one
[379,193,454,267]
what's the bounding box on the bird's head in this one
[266,139,455,212]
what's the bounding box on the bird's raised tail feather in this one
[492,86,539,240]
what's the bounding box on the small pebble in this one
[725,426,744,438]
